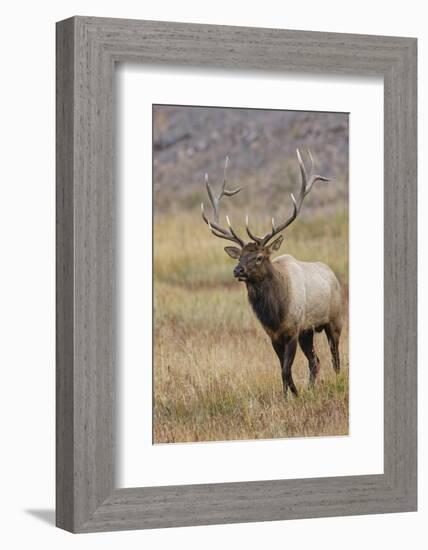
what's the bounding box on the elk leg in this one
[272,337,298,397]
[281,337,298,397]
[272,339,284,364]
[325,323,341,373]
[298,330,320,385]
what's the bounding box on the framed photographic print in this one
[56,16,417,532]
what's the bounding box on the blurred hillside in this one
[153,105,348,221]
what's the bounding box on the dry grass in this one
[153,211,349,443]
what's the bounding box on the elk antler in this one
[201,157,245,247]
[245,149,330,247]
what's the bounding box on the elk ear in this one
[224,246,241,259]
[269,234,284,252]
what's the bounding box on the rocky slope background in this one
[153,105,348,220]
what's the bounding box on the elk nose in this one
[234,265,244,277]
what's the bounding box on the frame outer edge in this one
[73,15,116,531]
[56,16,76,532]
[406,38,417,510]
[383,38,417,511]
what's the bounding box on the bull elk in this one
[201,150,343,397]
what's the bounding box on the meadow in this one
[153,210,349,444]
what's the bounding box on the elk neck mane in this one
[245,262,287,334]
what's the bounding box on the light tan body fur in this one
[268,254,343,340]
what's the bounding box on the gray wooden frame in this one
[56,16,417,533]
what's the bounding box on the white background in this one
[0,1,425,549]
[118,67,384,487]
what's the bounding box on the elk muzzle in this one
[233,265,247,281]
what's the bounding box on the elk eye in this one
[256,255,264,265]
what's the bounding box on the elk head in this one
[201,150,330,283]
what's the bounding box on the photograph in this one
[153,104,349,444]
